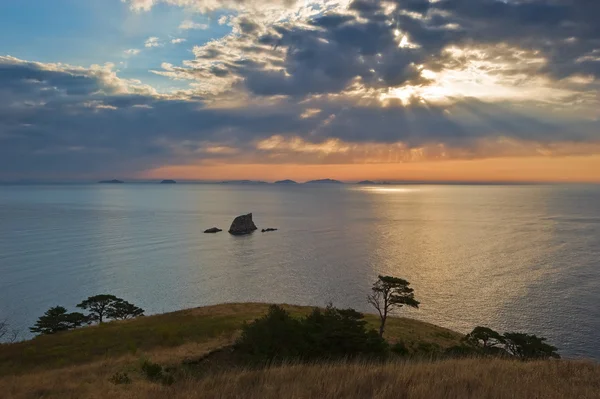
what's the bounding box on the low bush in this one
[390,342,409,356]
[140,360,174,385]
[109,372,131,385]
[235,305,388,364]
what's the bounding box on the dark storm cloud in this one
[2,0,600,177]
[1,53,599,177]
[202,0,600,97]
[0,58,318,176]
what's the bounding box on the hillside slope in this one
[1,303,598,399]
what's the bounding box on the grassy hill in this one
[1,303,599,399]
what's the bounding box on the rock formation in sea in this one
[262,228,278,232]
[160,180,177,184]
[98,179,124,184]
[204,227,222,233]
[229,213,258,235]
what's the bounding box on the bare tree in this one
[0,319,19,343]
[367,275,420,338]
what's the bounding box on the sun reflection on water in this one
[352,186,421,194]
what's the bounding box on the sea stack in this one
[228,213,258,235]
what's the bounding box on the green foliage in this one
[503,332,560,360]
[29,295,144,336]
[391,341,409,356]
[235,305,388,364]
[302,306,389,359]
[140,360,174,385]
[465,326,505,350]
[109,371,131,385]
[141,360,163,381]
[106,299,145,320]
[464,327,560,360]
[367,275,419,337]
[235,305,304,361]
[444,344,482,358]
[29,306,88,335]
[1,303,464,376]
[415,341,442,356]
[76,294,144,324]
[77,294,120,324]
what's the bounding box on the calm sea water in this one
[0,184,599,359]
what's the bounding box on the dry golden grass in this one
[2,358,599,399]
[3,303,597,399]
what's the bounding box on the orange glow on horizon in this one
[141,155,600,183]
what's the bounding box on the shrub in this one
[141,360,164,381]
[235,305,305,362]
[235,305,388,364]
[391,341,409,356]
[444,345,482,358]
[415,342,442,356]
[109,372,131,385]
[140,360,175,385]
[302,306,388,359]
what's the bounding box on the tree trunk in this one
[379,315,386,337]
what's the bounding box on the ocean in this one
[0,183,599,359]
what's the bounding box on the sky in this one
[0,0,599,182]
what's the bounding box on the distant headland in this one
[305,179,343,184]
[274,179,298,184]
[160,180,177,184]
[98,179,124,184]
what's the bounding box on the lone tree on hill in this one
[106,299,145,320]
[29,306,88,335]
[77,294,120,323]
[367,275,419,338]
[77,294,144,323]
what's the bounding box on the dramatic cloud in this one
[2,0,600,180]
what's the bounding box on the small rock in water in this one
[261,228,278,232]
[228,213,258,235]
[204,227,222,233]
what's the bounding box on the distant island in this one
[305,179,343,184]
[357,180,392,185]
[274,179,298,184]
[160,180,177,184]
[98,179,124,184]
[221,180,268,185]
